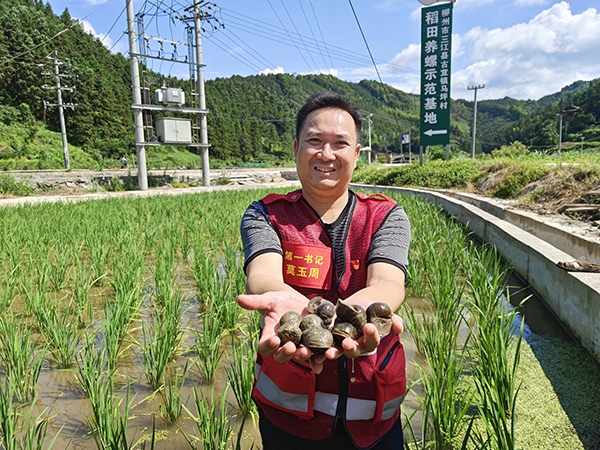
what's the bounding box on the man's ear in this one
[353,144,361,167]
[293,139,299,162]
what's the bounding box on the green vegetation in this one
[2,1,600,170]
[0,187,597,448]
[353,143,600,206]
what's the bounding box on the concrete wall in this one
[352,184,600,363]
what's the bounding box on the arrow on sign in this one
[424,129,448,136]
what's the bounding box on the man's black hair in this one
[296,92,362,144]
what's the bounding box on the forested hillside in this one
[1,0,598,169]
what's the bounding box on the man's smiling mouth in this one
[315,167,335,173]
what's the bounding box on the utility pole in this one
[126,0,148,190]
[468,84,485,159]
[194,0,210,186]
[42,51,76,170]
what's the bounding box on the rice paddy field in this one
[0,186,598,450]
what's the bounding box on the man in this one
[237,93,411,449]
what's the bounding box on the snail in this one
[302,327,333,354]
[331,321,358,346]
[307,296,335,326]
[335,299,367,338]
[366,302,393,337]
[277,299,394,353]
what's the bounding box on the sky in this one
[45,0,600,101]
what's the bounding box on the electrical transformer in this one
[155,117,192,144]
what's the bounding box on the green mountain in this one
[1,0,598,170]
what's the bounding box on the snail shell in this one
[307,297,335,326]
[279,310,302,327]
[302,327,334,354]
[299,314,324,332]
[331,322,358,346]
[335,300,367,337]
[366,302,393,337]
[277,323,302,346]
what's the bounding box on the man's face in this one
[294,107,360,199]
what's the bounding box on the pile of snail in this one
[276,296,393,354]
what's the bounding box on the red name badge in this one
[281,242,333,290]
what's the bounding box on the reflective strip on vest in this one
[255,367,310,414]
[256,366,406,420]
[314,392,338,416]
[382,392,407,420]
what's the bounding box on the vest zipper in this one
[332,356,348,433]
[379,340,400,371]
[290,359,312,372]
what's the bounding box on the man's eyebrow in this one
[304,129,352,139]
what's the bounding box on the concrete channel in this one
[352,183,600,364]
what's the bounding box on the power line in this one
[347,0,404,139]
[266,0,314,72]
[309,0,334,69]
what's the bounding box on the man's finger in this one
[258,335,280,356]
[392,314,404,334]
[237,294,272,311]
[273,341,296,363]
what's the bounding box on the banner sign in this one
[420,2,453,146]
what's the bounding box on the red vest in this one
[252,190,407,449]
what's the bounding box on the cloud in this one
[78,19,125,54]
[84,0,110,5]
[451,1,600,99]
[259,66,285,75]
[514,0,550,6]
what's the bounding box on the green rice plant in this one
[158,362,189,424]
[48,242,73,292]
[0,317,46,402]
[71,254,99,328]
[191,246,215,306]
[193,312,224,383]
[469,315,524,450]
[181,384,233,450]
[101,296,135,371]
[151,238,177,308]
[76,335,112,401]
[142,311,180,389]
[0,377,60,450]
[32,294,82,368]
[88,383,136,450]
[467,244,524,418]
[86,230,111,287]
[0,262,20,312]
[225,318,259,420]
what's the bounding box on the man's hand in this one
[237,291,328,373]
[325,314,404,359]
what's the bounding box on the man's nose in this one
[319,143,334,159]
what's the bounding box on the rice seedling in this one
[151,237,177,308]
[467,244,524,418]
[88,383,137,450]
[0,317,46,402]
[0,262,20,312]
[142,311,180,389]
[193,312,224,383]
[0,377,61,450]
[158,362,189,424]
[48,242,73,292]
[34,299,82,368]
[225,316,259,420]
[71,254,99,328]
[181,384,233,450]
[76,334,113,402]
